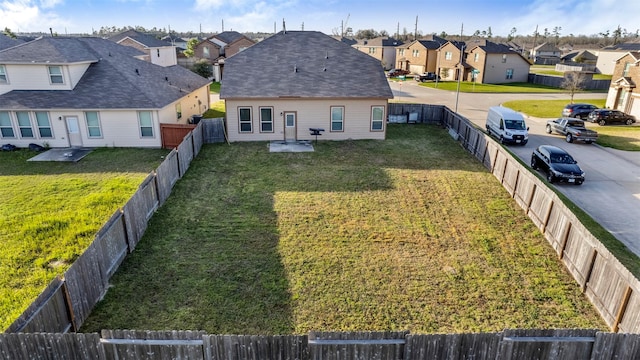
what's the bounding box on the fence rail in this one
[527,73,610,90]
[5,108,640,359]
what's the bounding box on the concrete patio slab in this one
[28,148,93,162]
[269,141,314,153]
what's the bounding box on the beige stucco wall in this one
[158,85,210,124]
[225,98,388,142]
[596,51,624,75]
[150,46,178,67]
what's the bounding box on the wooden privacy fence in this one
[2,330,640,359]
[437,104,640,333]
[527,73,610,90]
[4,121,210,334]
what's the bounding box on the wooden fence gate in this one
[161,124,197,149]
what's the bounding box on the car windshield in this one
[550,154,575,164]
[504,119,526,130]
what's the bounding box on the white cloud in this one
[39,0,62,9]
[1,0,68,33]
[194,0,226,10]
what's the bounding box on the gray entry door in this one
[284,112,296,142]
[66,116,83,147]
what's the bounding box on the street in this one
[389,80,640,257]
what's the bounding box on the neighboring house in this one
[220,31,393,142]
[0,37,210,149]
[108,29,177,67]
[561,49,598,65]
[464,39,530,84]
[353,36,403,70]
[193,31,256,81]
[605,51,640,119]
[331,36,357,46]
[596,42,640,75]
[396,35,447,74]
[531,42,561,64]
[436,41,466,81]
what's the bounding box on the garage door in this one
[409,64,424,74]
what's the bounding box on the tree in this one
[354,29,379,39]
[191,59,212,79]
[613,25,622,45]
[183,38,199,58]
[507,27,517,42]
[561,72,587,104]
[552,26,562,45]
[3,27,17,39]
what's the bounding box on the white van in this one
[486,106,529,145]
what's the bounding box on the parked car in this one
[561,103,598,120]
[415,72,440,82]
[545,118,598,144]
[485,106,528,145]
[530,145,585,185]
[587,109,636,126]
[387,69,410,78]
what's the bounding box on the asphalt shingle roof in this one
[0,34,24,51]
[212,31,246,44]
[220,31,393,99]
[0,37,99,63]
[109,30,171,48]
[0,37,210,110]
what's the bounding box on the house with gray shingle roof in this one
[220,31,393,142]
[353,36,403,70]
[605,51,640,120]
[109,29,177,67]
[464,39,530,84]
[193,31,256,82]
[0,34,24,51]
[395,35,447,74]
[596,41,640,75]
[0,36,210,149]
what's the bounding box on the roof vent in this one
[294,64,297,73]
[325,51,329,59]
[165,76,169,81]
[135,69,140,75]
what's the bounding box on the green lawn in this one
[414,81,568,93]
[81,125,606,334]
[203,100,225,118]
[209,82,221,93]
[0,148,168,330]
[502,99,606,118]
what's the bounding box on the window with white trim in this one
[502,54,507,63]
[368,47,376,54]
[48,66,64,84]
[16,111,34,138]
[623,62,631,77]
[203,46,210,58]
[445,51,452,60]
[239,107,252,132]
[138,111,154,137]
[399,49,405,56]
[176,103,182,119]
[260,107,273,132]
[35,112,52,138]
[506,68,514,80]
[85,111,102,137]
[330,106,344,132]
[0,111,14,138]
[0,65,7,83]
[412,49,419,57]
[371,106,384,131]
[474,53,479,62]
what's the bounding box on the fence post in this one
[613,286,632,332]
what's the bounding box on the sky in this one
[1,0,639,38]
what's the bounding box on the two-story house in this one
[435,41,466,81]
[193,31,256,82]
[0,37,210,149]
[605,51,640,119]
[596,42,640,75]
[464,39,530,84]
[395,35,447,74]
[531,42,561,65]
[353,36,403,70]
[108,30,177,67]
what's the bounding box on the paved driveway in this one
[389,80,640,257]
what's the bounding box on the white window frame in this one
[35,112,53,138]
[138,111,154,138]
[623,62,631,77]
[413,49,419,57]
[238,107,252,133]
[0,111,15,138]
[399,49,405,56]
[176,103,182,119]
[85,111,102,138]
[502,54,507,63]
[48,66,64,84]
[474,53,479,62]
[330,106,344,132]
[203,46,210,58]
[368,47,376,54]
[445,51,452,60]
[371,106,385,132]
[259,107,273,133]
[16,111,34,138]
[0,65,8,84]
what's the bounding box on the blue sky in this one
[2,0,639,38]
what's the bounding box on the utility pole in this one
[455,23,464,113]
[531,24,539,61]
[222,19,224,32]
[301,22,304,31]
[396,22,400,38]
[414,15,418,40]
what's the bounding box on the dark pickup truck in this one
[546,118,598,144]
[415,72,440,82]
